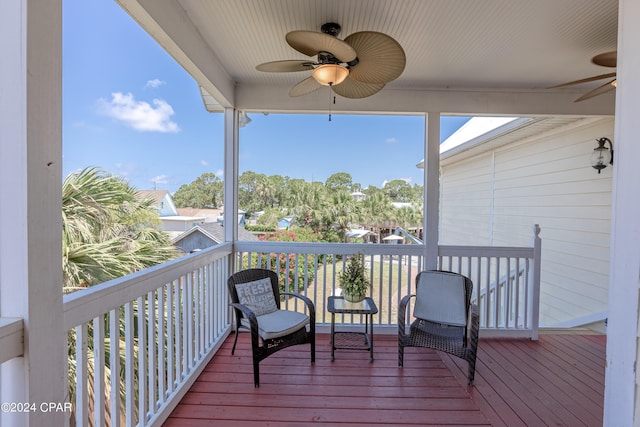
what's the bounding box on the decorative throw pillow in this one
[235,277,278,316]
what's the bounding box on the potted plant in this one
[338,253,371,303]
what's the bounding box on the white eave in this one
[416,116,534,168]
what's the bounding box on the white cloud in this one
[215,169,224,178]
[145,79,166,89]
[385,137,399,144]
[201,160,209,166]
[151,174,168,185]
[98,92,180,133]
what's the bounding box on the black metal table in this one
[327,296,378,362]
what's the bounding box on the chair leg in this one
[231,328,240,355]
[398,342,404,367]
[253,358,260,387]
[310,335,316,364]
[467,354,477,385]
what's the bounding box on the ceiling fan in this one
[549,51,617,102]
[256,23,406,99]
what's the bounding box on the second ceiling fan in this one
[549,51,617,102]
[256,22,406,99]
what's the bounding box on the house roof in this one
[416,115,605,167]
[119,0,617,117]
[176,207,223,218]
[172,223,258,245]
[137,190,169,204]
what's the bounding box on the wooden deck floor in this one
[165,332,605,426]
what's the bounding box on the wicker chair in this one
[228,268,315,387]
[398,270,479,384]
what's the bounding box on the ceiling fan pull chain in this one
[328,84,333,121]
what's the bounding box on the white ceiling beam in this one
[117,0,235,108]
[234,83,615,116]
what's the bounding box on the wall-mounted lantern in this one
[591,137,613,174]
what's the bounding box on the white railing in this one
[235,225,541,339]
[0,318,23,365]
[62,227,540,425]
[438,225,541,339]
[63,243,232,427]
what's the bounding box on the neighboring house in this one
[137,190,179,216]
[278,216,295,230]
[172,223,258,253]
[160,216,206,239]
[177,207,223,223]
[350,191,366,201]
[419,116,614,331]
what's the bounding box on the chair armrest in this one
[398,294,415,338]
[281,292,316,325]
[230,302,258,332]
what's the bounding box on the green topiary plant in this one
[338,253,370,303]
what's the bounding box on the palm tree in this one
[62,167,178,291]
[327,190,357,241]
[63,167,178,425]
[359,192,392,243]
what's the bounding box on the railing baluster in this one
[124,301,134,427]
[182,273,193,372]
[167,281,174,396]
[137,296,147,424]
[93,315,105,427]
[158,286,165,405]
[109,309,121,427]
[147,291,156,415]
[75,323,88,427]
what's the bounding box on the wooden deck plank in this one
[489,339,602,425]
[165,333,605,426]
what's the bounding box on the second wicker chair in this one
[398,270,479,384]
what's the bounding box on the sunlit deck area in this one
[166,332,605,426]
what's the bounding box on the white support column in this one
[422,113,440,270]
[0,0,65,425]
[223,108,239,244]
[604,0,640,425]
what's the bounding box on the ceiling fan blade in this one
[547,72,617,89]
[286,31,357,62]
[574,79,616,102]
[332,77,385,99]
[344,31,406,84]
[592,51,617,68]
[289,77,322,97]
[256,60,314,72]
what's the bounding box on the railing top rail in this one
[235,241,427,256]
[0,317,23,364]
[235,241,536,258]
[438,244,535,258]
[63,243,232,331]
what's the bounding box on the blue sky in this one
[63,0,469,193]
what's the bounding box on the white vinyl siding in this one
[440,152,493,245]
[440,117,613,327]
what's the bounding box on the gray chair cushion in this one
[413,271,466,326]
[241,310,310,340]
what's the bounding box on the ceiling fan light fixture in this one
[312,64,349,86]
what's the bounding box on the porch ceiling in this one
[117,0,618,116]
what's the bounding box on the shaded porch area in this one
[166,333,605,426]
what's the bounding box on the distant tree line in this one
[173,171,423,241]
